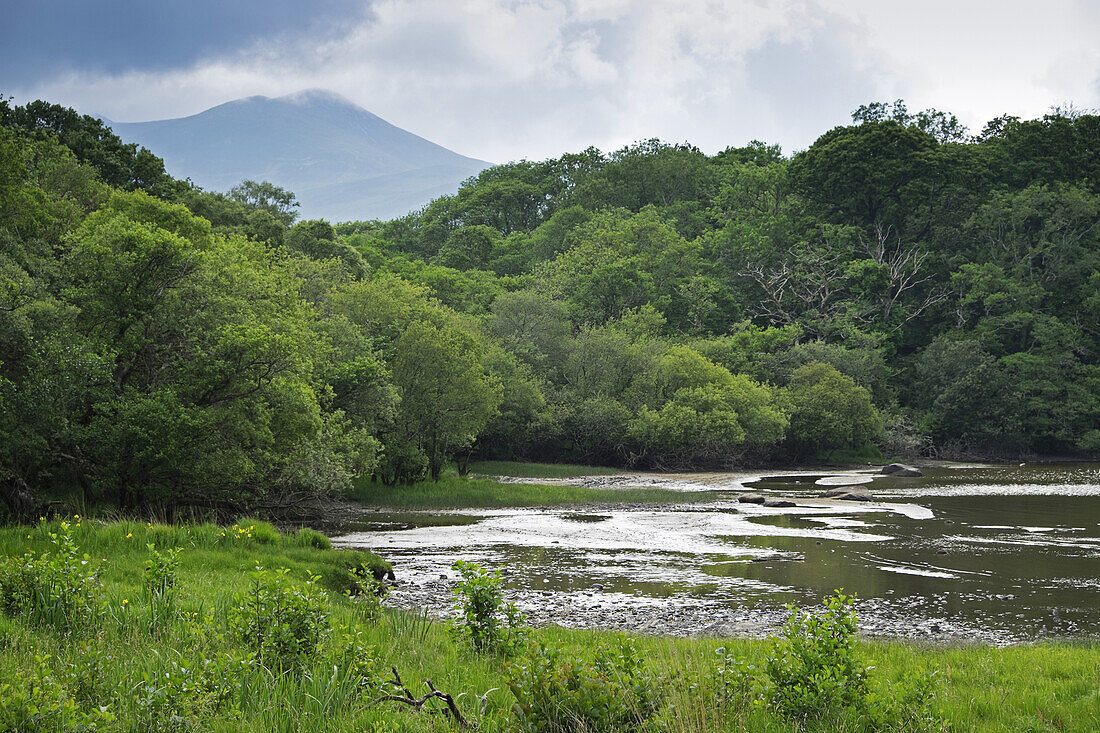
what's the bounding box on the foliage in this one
[227,179,300,226]
[227,566,331,670]
[0,521,104,633]
[450,560,527,654]
[0,651,114,731]
[786,363,883,456]
[143,543,181,636]
[505,637,663,732]
[0,520,1093,731]
[2,94,1099,523]
[763,591,870,721]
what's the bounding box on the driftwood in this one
[376,666,472,728]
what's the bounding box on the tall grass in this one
[0,519,1097,731]
[467,460,626,478]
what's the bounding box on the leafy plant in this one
[505,637,663,732]
[450,560,526,653]
[227,566,330,670]
[143,543,181,636]
[0,652,114,732]
[0,522,105,633]
[710,646,763,712]
[344,564,386,623]
[132,652,246,730]
[764,590,870,721]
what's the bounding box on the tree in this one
[286,219,367,278]
[228,180,300,226]
[911,339,1024,452]
[389,321,501,480]
[435,224,501,270]
[789,120,941,238]
[785,362,882,457]
[0,97,178,197]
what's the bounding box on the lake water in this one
[333,463,1100,644]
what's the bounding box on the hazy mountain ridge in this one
[109,89,490,221]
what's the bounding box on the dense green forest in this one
[1,97,1098,518]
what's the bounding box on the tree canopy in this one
[2,97,1098,517]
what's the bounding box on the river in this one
[332,462,1100,644]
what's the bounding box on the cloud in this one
[6,0,1099,162]
[0,1,370,84]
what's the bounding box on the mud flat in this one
[335,462,1100,645]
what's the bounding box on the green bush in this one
[0,653,114,731]
[0,522,105,633]
[506,637,663,732]
[450,560,526,653]
[764,591,869,721]
[143,544,182,636]
[227,567,330,670]
[715,592,944,731]
[132,652,246,729]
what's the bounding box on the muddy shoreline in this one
[373,562,1025,646]
[328,462,1100,647]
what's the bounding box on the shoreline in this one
[375,565,1044,647]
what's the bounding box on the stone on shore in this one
[881,463,922,477]
[738,493,766,504]
[820,487,873,501]
[762,498,796,508]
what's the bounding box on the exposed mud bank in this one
[333,462,1100,645]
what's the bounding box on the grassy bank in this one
[466,460,626,478]
[346,473,715,509]
[1,520,1097,731]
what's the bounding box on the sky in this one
[3,0,1098,164]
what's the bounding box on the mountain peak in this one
[108,92,490,222]
[276,88,358,107]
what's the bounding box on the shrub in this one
[506,637,663,732]
[143,544,182,636]
[345,565,386,622]
[0,653,114,731]
[450,560,526,653]
[711,646,763,712]
[227,567,330,670]
[0,522,105,633]
[764,591,869,721]
[133,652,246,729]
[717,592,944,731]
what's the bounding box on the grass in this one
[1,519,1097,731]
[346,474,715,509]
[466,459,625,478]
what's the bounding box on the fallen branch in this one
[376,666,472,728]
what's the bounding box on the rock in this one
[762,498,796,508]
[738,493,766,504]
[820,487,873,501]
[881,462,923,477]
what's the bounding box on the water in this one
[332,463,1100,643]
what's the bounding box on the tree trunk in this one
[1,475,42,522]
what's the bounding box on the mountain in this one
[108,89,491,221]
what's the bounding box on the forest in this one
[1,97,1098,518]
